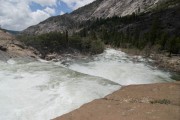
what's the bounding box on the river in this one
[0,48,174,120]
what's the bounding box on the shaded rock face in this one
[23,0,162,35]
[0,30,38,61]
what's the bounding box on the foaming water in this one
[0,59,120,120]
[63,49,173,85]
[0,49,174,120]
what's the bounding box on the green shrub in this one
[69,35,82,49]
[90,39,105,54]
[150,99,171,105]
[18,32,105,56]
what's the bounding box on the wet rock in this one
[0,45,7,51]
[45,53,58,61]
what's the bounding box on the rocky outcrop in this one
[151,54,180,73]
[0,30,38,61]
[54,82,180,120]
[23,0,164,35]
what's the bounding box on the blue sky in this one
[30,1,72,15]
[0,0,95,31]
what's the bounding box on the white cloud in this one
[0,0,54,31]
[60,0,95,10]
[60,11,65,15]
[44,7,56,15]
[0,0,95,31]
[30,10,50,23]
[32,0,56,6]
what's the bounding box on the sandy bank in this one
[54,82,180,120]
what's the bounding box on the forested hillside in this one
[78,3,180,55]
[18,0,180,57]
[23,0,164,35]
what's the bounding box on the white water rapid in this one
[0,49,173,120]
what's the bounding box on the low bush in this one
[150,99,171,105]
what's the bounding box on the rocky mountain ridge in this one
[23,0,164,35]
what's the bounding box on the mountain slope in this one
[23,0,163,35]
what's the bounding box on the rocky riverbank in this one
[54,82,180,120]
[0,30,38,61]
[45,47,180,74]
[121,48,180,74]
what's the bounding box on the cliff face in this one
[90,0,161,17]
[23,0,163,35]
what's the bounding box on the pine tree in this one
[65,30,69,48]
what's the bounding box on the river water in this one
[0,48,174,120]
